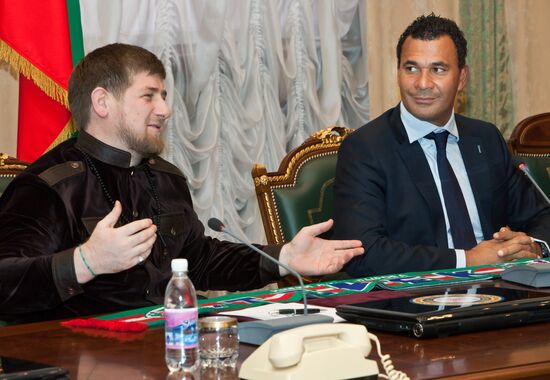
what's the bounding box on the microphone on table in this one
[207,217,333,345]
[513,158,550,204]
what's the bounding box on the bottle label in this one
[164,308,198,349]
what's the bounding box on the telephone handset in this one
[240,323,409,380]
[268,323,372,369]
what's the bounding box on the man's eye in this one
[405,66,418,72]
[432,67,446,74]
[143,94,153,99]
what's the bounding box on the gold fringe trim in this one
[45,118,76,153]
[0,39,69,108]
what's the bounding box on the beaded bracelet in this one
[79,244,97,277]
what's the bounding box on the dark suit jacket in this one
[334,105,550,277]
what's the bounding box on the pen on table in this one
[278,308,321,315]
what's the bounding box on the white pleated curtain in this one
[80,0,369,243]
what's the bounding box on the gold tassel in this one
[0,39,69,108]
[45,118,77,153]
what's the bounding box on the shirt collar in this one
[399,102,459,144]
[75,130,133,168]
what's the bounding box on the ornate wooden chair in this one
[508,113,550,198]
[0,153,29,196]
[252,126,353,245]
[251,126,353,285]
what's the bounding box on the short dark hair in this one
[396,13,467,69]
[68,43,166,130]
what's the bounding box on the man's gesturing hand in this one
[279,219,364,277]
[74,201,158,283]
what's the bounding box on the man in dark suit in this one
[333,14,550,277]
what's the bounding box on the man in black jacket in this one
[0,43,363,323]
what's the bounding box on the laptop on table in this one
[336,284,550,338]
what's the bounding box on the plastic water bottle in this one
[164,258,199,372]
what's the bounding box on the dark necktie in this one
[425,131,477,249]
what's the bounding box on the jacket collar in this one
[75,130,133,168]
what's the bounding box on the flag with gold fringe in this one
[0,0,84,162]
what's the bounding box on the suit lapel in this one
[457,123,491,238]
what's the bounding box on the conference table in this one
[2,280,550,379]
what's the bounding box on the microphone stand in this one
[517,163,550,204]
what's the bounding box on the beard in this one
[117,121,164,157]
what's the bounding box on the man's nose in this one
[416,70,434,90]
[156,98,172,120]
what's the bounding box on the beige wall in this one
[1,0,549,156]
[0,62,18,156]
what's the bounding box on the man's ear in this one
[458,64,469,91]
[90,87,110,118]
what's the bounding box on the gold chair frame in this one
[0,153,28,195]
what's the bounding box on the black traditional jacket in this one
[0,131,280,322]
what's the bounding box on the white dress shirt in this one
[399,102,484,267]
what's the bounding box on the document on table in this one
[217,302,345,322]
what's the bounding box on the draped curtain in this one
[79,0,369,244]
[459,0,515,137]
[2,0,550,240]
[503,0,550,125]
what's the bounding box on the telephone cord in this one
[368,332,410,380]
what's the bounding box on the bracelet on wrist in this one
[78,244,97,277]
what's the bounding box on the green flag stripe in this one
[66,0,84,67]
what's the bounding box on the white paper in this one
[217,302,345,323]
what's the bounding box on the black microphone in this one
[207,218,224,232]
[207,217,333,345]
[513,158,550,204]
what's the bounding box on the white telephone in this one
[239,323,409,380]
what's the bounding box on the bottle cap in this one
[171,258,188,272]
